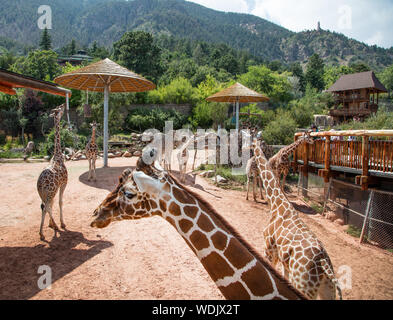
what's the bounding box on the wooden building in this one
[57,50,93,66]
[327,71,387,123]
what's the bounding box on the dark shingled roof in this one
[327,71,387,93]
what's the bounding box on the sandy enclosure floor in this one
[0,157,392,300]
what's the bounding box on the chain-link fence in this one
[296,172,393,250]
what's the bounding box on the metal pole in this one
[66,92,71,129]
[103,84,109,167]
[359,190,374,244]
[235,99,240,131]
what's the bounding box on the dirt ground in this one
[0,157,392,300]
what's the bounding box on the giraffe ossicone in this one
[90,150,307,300]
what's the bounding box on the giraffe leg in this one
[59,184,66,229]
[46,200,59,231]
[253,173,257,201]
[258,177,264,200]
[246,176,250,200]
[39,202,47,240]
[93,158,97,181]
[87,158,92,181]
[192,149,197,171]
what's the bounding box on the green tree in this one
[70,39,76,55]
[290,62,306,93]
[11,50,61,81]
[238,65,293,105]
[379,64,393,97]
[305,54,325,91]
[39,28,52,50]
[113,31,163,81]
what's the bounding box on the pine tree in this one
[305,54,325,91]
[39,28,52,50]
[70,39,76,55]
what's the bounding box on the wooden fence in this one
[294,130,393,190]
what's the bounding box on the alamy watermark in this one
[338,5,352,30]
[37,265,52,290]
[37,5,52,30]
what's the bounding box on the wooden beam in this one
[0,83,16,95]
[295,130,393,138]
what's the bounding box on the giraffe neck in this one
[91,127,96,145]
[280,137,306,157]
[254,145,297,218]
[52,115,63,165]
[143,175,304,300]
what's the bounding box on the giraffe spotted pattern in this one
[253,139,342,300]
[91,159,307,300]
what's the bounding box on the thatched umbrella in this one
[206,82,269,130]
[54,58,155,167]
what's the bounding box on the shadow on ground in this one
[79,166,135,191]
[291,202,317,215]
[0,230,113,300]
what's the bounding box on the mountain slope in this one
[0,0,392,70]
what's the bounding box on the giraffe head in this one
[300,131,314,145]
[90,168,156,228]
[49,104,65,120]
[90,121,97,129]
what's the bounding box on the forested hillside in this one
[1,0,392,70]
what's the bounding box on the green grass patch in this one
[0,150,24,158]
[346,225,362,238]
[310,203,324,214]
[202,164,248,185]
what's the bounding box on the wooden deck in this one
[294,130,393,190]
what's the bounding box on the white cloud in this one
[188,0,249,13]
[187,0,393,48]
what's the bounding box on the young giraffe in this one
[86,121,99,181]
[268,132,314,191]
[37,104,68,240]
[90,152,307,300]
[252,139,342,300]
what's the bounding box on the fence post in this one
[319,136,331,183]
[359,190,375,244]
[322,179,332,216]
[302,141,309,197]
[360,136,369,191]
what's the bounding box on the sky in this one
[187,0,393,49]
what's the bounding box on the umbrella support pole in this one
[235,100,240,131]
[103,85,109,167]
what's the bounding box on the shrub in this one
[263,112,297,145]
[43,123,87,155]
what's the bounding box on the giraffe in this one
[90,151,307,300]
[245,132,273,202]
[37,104,68,241]
[85,121,99,181]
[252,139,342,300]
[177,136,194,183]
[268,131,314,191]
[246,156,264,202]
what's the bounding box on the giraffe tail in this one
[320,258,343,300]
[41,203,45,212]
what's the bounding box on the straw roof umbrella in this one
[54,58,155,167]
[206,82,269,130]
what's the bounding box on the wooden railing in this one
[294,130,393,190]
